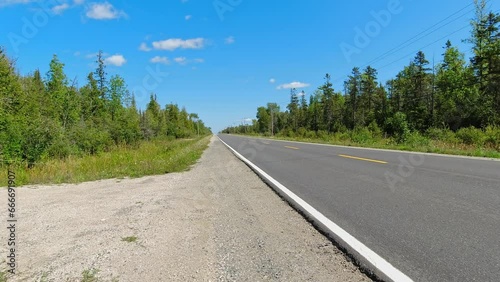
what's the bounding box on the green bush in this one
[304,130,316,139]
[386,112,410,144]
[425,127,459,144]
[456,126,485,146]
[334,131,350,142]
[72,124,113,155]
[351,127,373,144]
[46,134,78,159]
[484,126,500,149]
[368,121,382,139]
[404,131,430,147]
[316,130,329,141]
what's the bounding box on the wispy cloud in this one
[185,15,192,20]
[0,0,34,8]
[85,2,127,20]
[224,36,235,44]
[139,42,152,52]
[174,57,187,65]
[173,57,204,65]
[269,78,276,84]
[52,3,70,14]
[150,56,170,65]
[276,81,310,90]
[152,38,205,51]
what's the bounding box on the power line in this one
[366,3,474,65]
[376,7,500,71]
[366,6,476,67]
[376,24,471,71]
[331,2,488,84]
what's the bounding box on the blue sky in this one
[1,0,499,132]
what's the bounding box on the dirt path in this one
[0,136,369,281]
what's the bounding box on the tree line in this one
[0,50,210,167]
[223,1,499,147]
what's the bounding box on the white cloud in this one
[152,38,205,51]
[269,78,276,84]
[172,57,204,65]
[74,0,84,4]
[224,36,235,44]
[85,52,100,59]
[139,43,151,52]
[74,51,81,56]
[150,56,170,65]
[104,54,126,66]
[52,3,69,14]
[0,0,34,7]
[174,57,187,65]
[185,15,192,20]
[85,2,127,20]
[276,81,310,90]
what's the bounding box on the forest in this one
[0,50,210,167]
[222,2,500,153]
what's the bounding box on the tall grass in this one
[269,127,500,158]
[1,136,211,186]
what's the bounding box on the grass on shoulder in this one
[121,236,138,243]
[243,133,500,159]
[2,135,211,186]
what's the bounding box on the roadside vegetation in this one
[222,1,500,158]
[1,136,210,186]
[0,49,211,186]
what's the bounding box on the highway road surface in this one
[218,134,500,282]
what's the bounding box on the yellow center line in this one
[338,154,387,164]
[284,146,300,150]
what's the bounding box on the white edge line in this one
[225,134,500,162]
[217,135,413,282]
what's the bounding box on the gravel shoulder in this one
[0,136,369,281]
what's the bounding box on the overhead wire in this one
[331,1,491,84]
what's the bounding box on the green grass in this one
[240,133,500,159]
[0,271,6,282]
[81,268,99,282]
[1,135,211,186]
[121,236,138,243]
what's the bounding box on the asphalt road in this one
[218,134,500,282]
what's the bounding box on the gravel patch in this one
[0,136,369,281]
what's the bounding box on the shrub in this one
[368,121,382,139]
[72,124,113,155]
[46,135,76,160]
[386,112,410,144]
[351,127,373,144]
[425,127,459,144]
[316,130,329,141]
[304,130,316,139]
[404,131,430,147]
[297,127,307,138]
[334,131,351,142]
[484,126,500,150]
[456,126,485,146]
